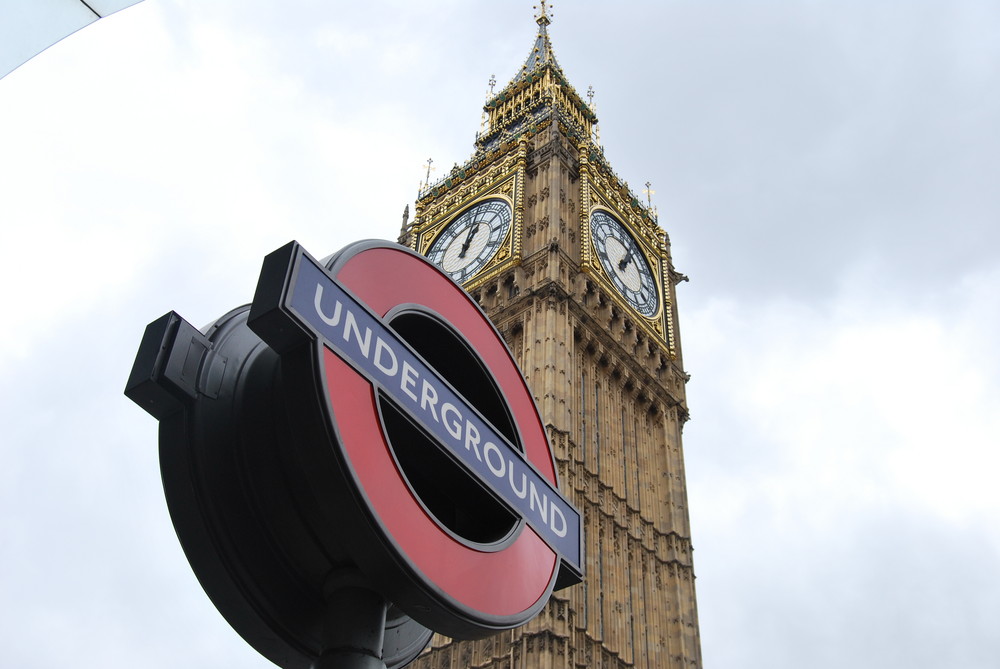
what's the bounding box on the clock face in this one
[590,210,659,318]
[427,199,513,283]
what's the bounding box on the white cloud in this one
[2,2,999,668]
[684,258,1000,667]
[688,259,1000,526]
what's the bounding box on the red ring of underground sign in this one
[324,243,559,630]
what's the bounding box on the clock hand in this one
[458,224,480,258]
[618,252,633,272]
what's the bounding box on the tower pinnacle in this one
[517,1,561,83]
[478,2,596,150]
[534,0,552,27]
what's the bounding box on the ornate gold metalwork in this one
[578,141,593,272]
[414,173,521,293]
[585,183,676,357]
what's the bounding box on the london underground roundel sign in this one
[248,241,583,636]
[126,239,583,667]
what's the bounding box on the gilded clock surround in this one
[588,207,661,319]
[416,171,522,293]
[581,150,679,356]
[407,122,678,358]
[400,6,701,668]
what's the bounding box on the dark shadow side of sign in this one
[248,241,583,589]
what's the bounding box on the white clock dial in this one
[590,210,659,318]
[427,199,512,283]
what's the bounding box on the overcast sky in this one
[1,1,998,667]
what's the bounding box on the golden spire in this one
[534,1,552,27]
[479,1,595,145]
[518,1,560,81]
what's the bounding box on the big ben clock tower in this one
[400,5,702,668]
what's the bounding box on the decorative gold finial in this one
[587,85,602,145]
[643,181,656,209]
[420,157,436,191]
[534,0,552,26]
[481,75,497,133]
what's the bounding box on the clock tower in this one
[400,6,702,668]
